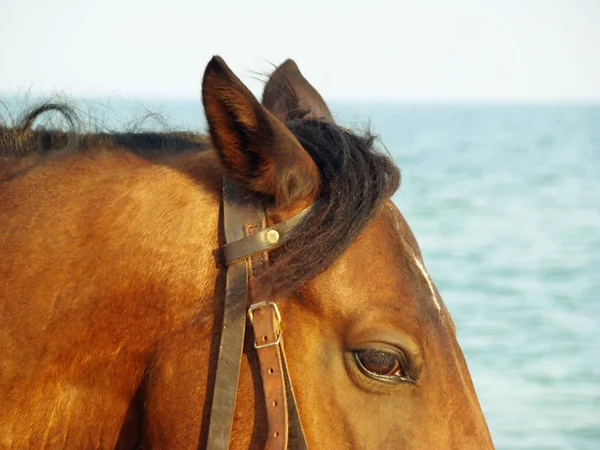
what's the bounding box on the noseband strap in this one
[205,178,310,450]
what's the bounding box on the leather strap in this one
[281,343,309,450]
[222,202,317,265]
[206,176,310,449]
[249,303,289,449]
[248,302,309,450]
[206,179,265,450]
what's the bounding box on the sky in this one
[1,0,599,102]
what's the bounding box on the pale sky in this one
[1,0,599,102]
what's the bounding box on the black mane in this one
[261,118,400,297]
[0,103,207,159]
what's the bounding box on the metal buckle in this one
[248,301,282,349]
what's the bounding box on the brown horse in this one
[0,57,494,449]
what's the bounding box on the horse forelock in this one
[253,118,401,298]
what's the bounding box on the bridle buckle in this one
[248,301,282,349]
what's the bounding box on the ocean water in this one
[2,98,599,449]
[346,104,600,450]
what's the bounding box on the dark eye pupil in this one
[357,350,401,376]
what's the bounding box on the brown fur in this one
[0,56,494,448]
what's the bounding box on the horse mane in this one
[0,102,401,297]
[261,118,401,297]
[0,103,208,160]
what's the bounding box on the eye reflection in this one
[355,349,401,376]
[352,347,417,384]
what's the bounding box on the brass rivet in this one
[266,229,280,244]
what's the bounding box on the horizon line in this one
[2,91,600,107]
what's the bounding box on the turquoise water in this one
[347,104,600,450]
[2,98,599,449]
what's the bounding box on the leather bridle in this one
[205,177,313,450]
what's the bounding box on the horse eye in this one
[354,349,403,378]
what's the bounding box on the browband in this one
[221,202,318,264]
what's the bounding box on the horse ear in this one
[202,56,320,209]
[262,59,334,123]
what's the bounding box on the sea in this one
[2,97,599,449]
